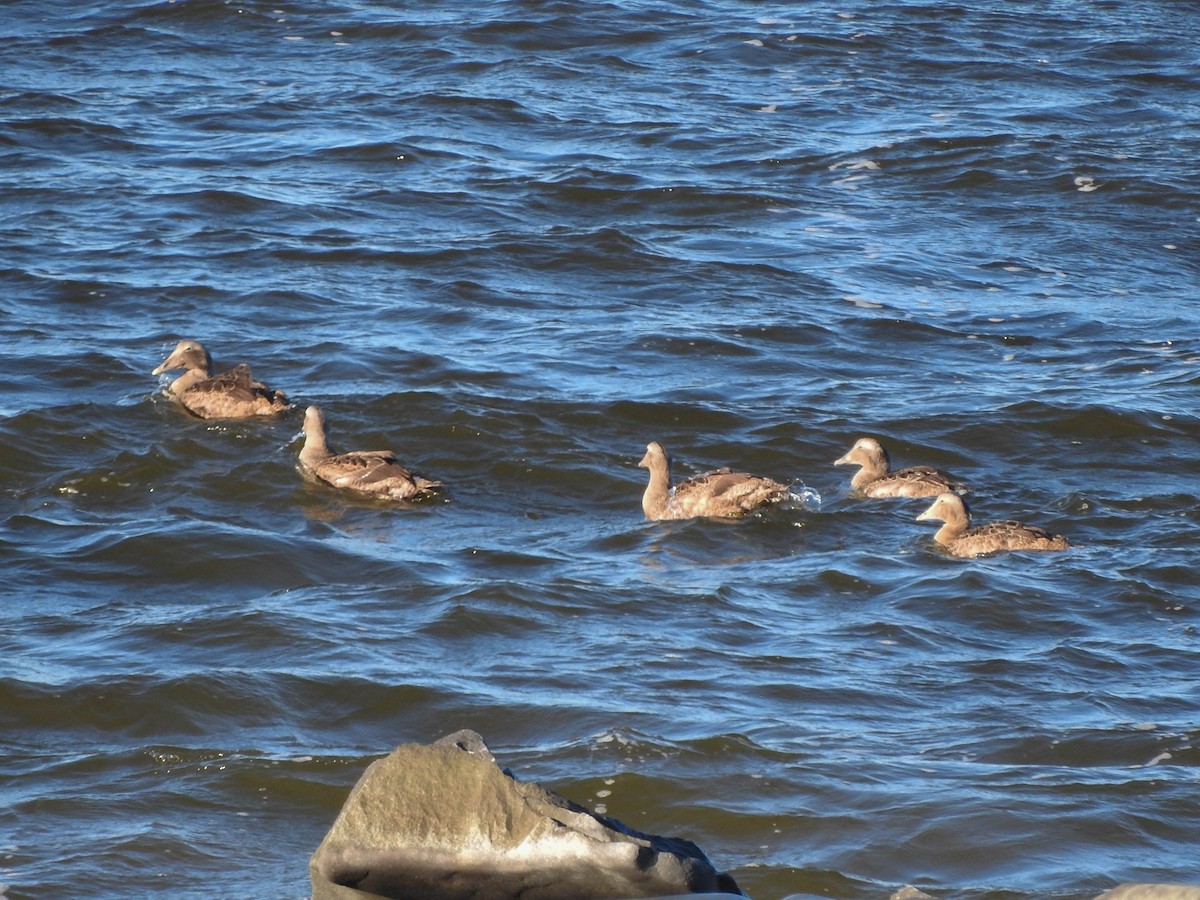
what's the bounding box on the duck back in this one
[178,364,291,419]
[863,465,963,499]
[946,521,1071,557]
[312,450,443,501]
[669,469,789,519]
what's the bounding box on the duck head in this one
[639,441,670,471]
[835,436,889,470]
[153,339,212,376]
[916,492,969,525]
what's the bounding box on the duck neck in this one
[169,367,208,394]
[642,460,672,519]
[299,427,331,468]
[934,513,969,545]
[850,465,881,488]
[854,452,888,486]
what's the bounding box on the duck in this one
[152,339,291,419]
[298,406,443,501]
[835,437,963,498]
[916,492,1071,557]
[638,441,789,521]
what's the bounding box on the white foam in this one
[829,159,878,171]
[786,486,821,509]
[843,295,883,309]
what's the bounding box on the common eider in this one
[298,405,443,501]
[916,492,1070,557]
[638,441,789,521]
[152,339,291,419]
[835,437,963,498]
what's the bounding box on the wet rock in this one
[310,730,744,900]
[1094,887,1200,900]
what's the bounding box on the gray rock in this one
[310,730,744,900]
[1094,887,1200,900]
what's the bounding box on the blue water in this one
[1,2,1198,898]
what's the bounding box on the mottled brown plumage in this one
[916,492,1071,557]
[638,441,789,521]
[299,406,443,501]
[835,437,963,498]
[152,339,291,419]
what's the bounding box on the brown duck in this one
[835,437,963,498]
[152,339,291,419]
[638,441,789,521]
[298,406,443,501]
[916,492,1071,557]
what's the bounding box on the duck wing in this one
[866,465,963,498]
[181,364,290,418]
[672,469,789,518]
[990,520,1070,550]
[318,450,442,499]
[952,521,1070,556]
[319,450,402,484]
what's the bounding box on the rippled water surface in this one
[2,1,1199,898]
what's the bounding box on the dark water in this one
[2,1,1199,898]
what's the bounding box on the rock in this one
[310,730,744,900]
[1094,887,1200,900]
[891,888,937,900]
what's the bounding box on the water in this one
[2,1,1199,898]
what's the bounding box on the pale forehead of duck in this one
[641,442,672,470]
[854,439,892,460]
[933,492,968,512]
[166,339,207,356]
[643,440,672,460]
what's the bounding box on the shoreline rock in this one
[310,730,744,900]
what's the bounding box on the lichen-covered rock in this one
[310,730,743,900]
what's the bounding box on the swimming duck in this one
[638,441,789,521]
[916,492,1070,557]
[298,406,443,501]
[835,437,963,498]
[152,339,291,419]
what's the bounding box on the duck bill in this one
[833,452,852,466]
[915,503,938,522]
[152,352,183,375]
[637,452,650,468]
